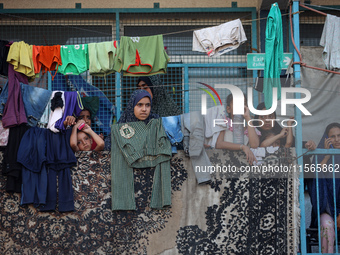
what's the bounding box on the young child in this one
[65,108,105,150]
[70,120,104,152]
[215,94,259,165]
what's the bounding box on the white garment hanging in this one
[192,19,247,57]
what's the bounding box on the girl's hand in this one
[241,145,258,165]
[82,124,92,133]
[243,106,251,119]
[63,116,76,128]
[305,140,316,150]
[279,128,288,138]
[74,119,85,129]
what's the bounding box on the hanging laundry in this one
[17,127,48,206]
[192,19,247,57]
[161,115,183,154]
[47,91,65,133]
[320,14,340,70]
[88,41,117,76]
[2,124,30,193]
[0,120,9,146]
[111,119,172,210]
[33,45,62,78]
[114,35,170,76]
[20,83,52,127]
[7,41,35,78]
[57,44,89,75]
[263,2,283,109]
[204,105,228,148]
[2,64,28,128]
[54,91,83,131]
[181,111,212,184]
[65,74,114,136]
[0,40,10,76]
[40,129,77,212]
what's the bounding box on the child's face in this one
[77,110,91,126]
[328,127,340,149]
[77,131,93,151]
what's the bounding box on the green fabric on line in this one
[264,2,283,109]
[111,118,172,210]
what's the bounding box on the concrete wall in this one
[3,0,258,9]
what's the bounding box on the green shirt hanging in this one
[264,2,283,109]
[111,118,172,210]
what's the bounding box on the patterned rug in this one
[0,148,299,254]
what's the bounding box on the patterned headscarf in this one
[118,89,159,124]
[138,75,182,117]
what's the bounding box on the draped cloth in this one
[263,2,283,109]
[0,148,299,254]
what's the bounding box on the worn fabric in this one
[118,89,158,124]
[263,2,283,109]
[58,44,89,75]
[162,115,183,153]
[0,81,8,116]
[204,105,227,148]
[40,129,77,212]
[2,64,28,128]
[55,91,83,132]
[7,41,35,78]
[111,119,172,210]
[2,124,30,192]
[81,96,100,118]
[181,111,212,184]
[0,120,9,146]
[47,91,65,133]
[114,35,170,76]
[88,41,117,76]
[20,84,52,127]
[320,14,340,70]
[0,40,10,76]
[0,148,300,254]
[299,46,340,144]
[17,127,48,206]
[192,19,247,57]
[148,75,182,117]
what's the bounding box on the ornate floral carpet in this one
[0,148,299,254]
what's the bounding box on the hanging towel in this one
[320,14,340,70]
[192,19,247,57]
[263,2,283,109]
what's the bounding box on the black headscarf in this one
[137,75,182,117]
[118,89,159,124]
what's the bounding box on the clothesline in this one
[0,10,302,39]
[304,3,340,13]
[162,11,302,37]
[289,3,340,75]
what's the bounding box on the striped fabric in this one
[111,118,172,210]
